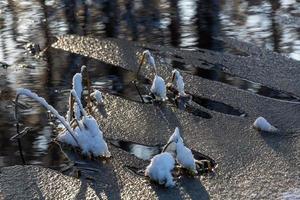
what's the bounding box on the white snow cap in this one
[72,73,83,99]
[58,116,111,157]
[165,127,196,173]
[167,127,183,144]
[91,90,104,105]
[172,69,186,96]
[80,65,87,74]
[163,127,183,155]
[143,50,156,70]
[151,75,167,101]
[145,152,175,187]
[253,117,278,132]
[71,89,87,117]
[176,139,197,173]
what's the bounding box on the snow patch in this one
[253,117,278,132]
[282,188,300,200]
[176,139,197,173]
[167,127,183,144]
[172,69,186,96]
[143,50,157,74]
[58,116,111,157]
[72,73,83,99]
[164,127,196,173]
[91,90,104,105]
[151,75,167,101]
[145,152,175,187]
[71,89,87,120]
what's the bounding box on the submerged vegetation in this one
[15,66,111,159]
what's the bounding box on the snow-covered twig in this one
[66,93,74,123]
[72,73,83,99]
[71,89,87,118]
[15,88,80,146]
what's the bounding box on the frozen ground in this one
[1,35,300,199]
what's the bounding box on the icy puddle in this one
[108,138,217,175]
[171,60,300,102]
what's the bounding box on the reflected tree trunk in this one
[102,0,119,37]
[63,0,79,34]
[169,0,181,47]
[195,0,221,50]
[269,0,281,53]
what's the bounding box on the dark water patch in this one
[10,127,33,141]
[108,138,217,172]
[45,49,212,120]
[184,105,212,119]
[11,100,32,110]
[1,0,298,173]
[172,61,300,102]
[0,61,9,69]
[190,94,246,117]
[108,139,161,160]
[166,90,212,119]
[44,47,152,103]
[174,54,184,60]
[191,150,217,170]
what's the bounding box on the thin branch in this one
[81,65,92,114]
[67,92,75,123]
[136,53,146,79]
[133,81,145,103]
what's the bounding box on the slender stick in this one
[74,119,82,131]
[133,81,145,103]
[70,89,87,118]
[81,66,92,114]
[171,72,175,83]
[67,92,75,123]
[136,53,146,79]
[15,122,26,165]
[17,138,26,165]
[162,140,173,153]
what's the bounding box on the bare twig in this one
[67,92,75,123]
[81,66,92,114]
[136,53,146,79]
[133,81,145,103]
